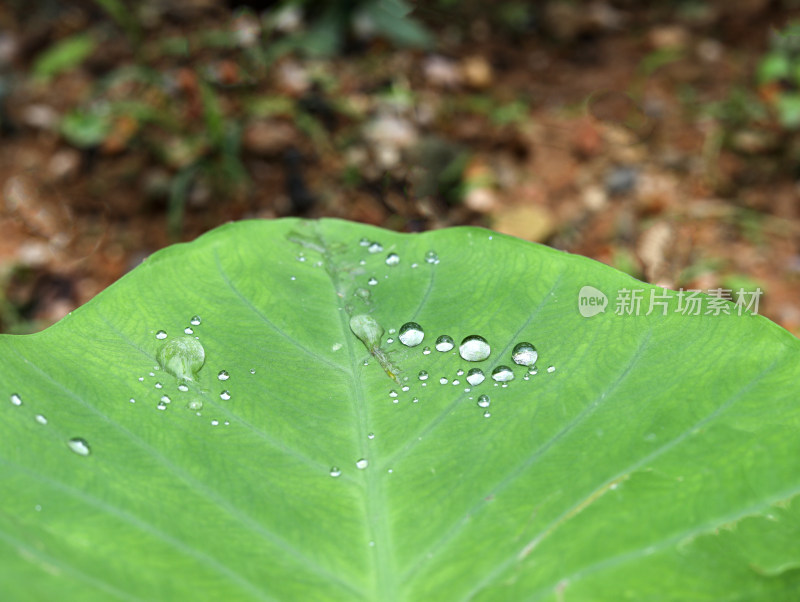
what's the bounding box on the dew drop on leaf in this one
[160,395,171,404]
[190,315,201,326]
[350,314,384,349]
[418,370,429,381]
[367,277,378,286]
[412,397,419,403]
[356,459,369,470]
[157,335,205,381]
[67,438,91,456]
[178,384,189,392]
[154,382,163,389]
[211,419,219,426]
[218,370,230,381]
[389,390,398,398]
[385,253,400,266]
[547,366,556,373]
[483,411,491,418]
[355,287,371,300]
[10,393,22,406]
[459,335,491,362]
[220,391,231,401]
[359,237,370,247]
[368,242,383,254]
[478,395,490,408]
[249,368,256,375]
[425,250,439,264]
[187,399,203,411]
[439,377,448,385]
[435,335,454,352]
[511,342,538,367]
[156,330,167,340]
[399,322,425,347]
[491,366,515,382]
[422,346,431,355]
[157,402,167,411]
[184,327,194,335]
[368,432,375,440]
[330,467,342,477]
[466,368,485,386]
[35,414,47,425]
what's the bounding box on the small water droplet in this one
[492,366,515,382]
[389,328,396,334]
[220,391,231,400]
[138,376,144,382]
[129,398,136,403]
[452,379,460,385]
[211,419,219,426]
[389,390,398,398]
[178,384,189,392]
[386,338,394,344]
[218,370,230,381]
[359,237,370,247]
[398,322,425,347]
[149,372,155,377]
[422,346,431,355]
[528,367,538,375]
[10,393,22,406]
[483,410,491,418]
[466,368,485,386]
[523,374,530,381]
[67,438,91,456]
[35,414,47,425]
[356,458,369,469]
[156,330,167,340]
[478,395,490,408]
[425,250,439,264]
[367,277,378,286]
[330,466,342,477]
[184,327,194,335]
[154,382,163,389]
[161,394,172,403]
[418,370,429,381]
[355,288,371,300]
[368,432,375,440]
[547,366,556,373]
[363,359,369,366]
[297,253,306,262]
[511,342,538,367]
[34,504,41,512]
[157,402,167,410]
[187,399,203,411]
[456,369,464,376]
[439,377,448,385]
[190,315,201,326]
[411,263,418,268]
[459,335,491,362]
[250,368,256,374]
[412,397,419,403]
[435,335,454,352]
[401,385,410,392]
[385,253,400,266]
[387,468,393,474]
[368,242,383,254]
[290,276,296,281]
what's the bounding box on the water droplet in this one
[399,322,425,347]
[466,368,485,386]
[359,237,370,247]
[439,377,448,385]
[220,391,231,401]
[529,367,538,375]
[368,432,375,440]
[211,419,219,426]
[523,374,530,381]
[157,335,205,381]
[356,458,369,469]
[547,366,556,373]
[250,368,256,374]
[456,369,464,376]
[290,276,296,281]
[435,335,454,352]
[218,370,230,381]
[10,393,22,406]
[422,346,431,355]
[367,242,384,254]
[389,328,396,334]
[297,253,306,262]
[412,397,419,403]
[483,410,491,418]
[367,277,378,286]
[184,327,194,335]
[511,342,538,367]
[149,372,155,377]
[411,263,418,268]
[492,366,515,382]
[477,395,490,408]
[386,338,394,344]
[363,359,369,366]
[187,398,203,411]
[157,401,167,410]
[190,315,201,326]
[138,376,144,382]
[156,330,167,340]
[355,288,371,301]
[160,394,171,403]
[67,438,91,456]
[35,414,47,425]
[416,370,428,382]
[425,250,439,264]
[154,382,163,389]
[330,466,342,477]
[332,342,343,351]
[178,384,189,392]
[129,398,136,403]
[385,253,400,266]
[459,335,491,362]
[401,385,410,392]
[452,379,460,385]
[389,390,398,398]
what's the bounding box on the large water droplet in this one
[425,250,439,264]
[10,393,22,406]
[511,342,538,367]
[399,322,425,347]
[356,458,369,470]
[492,366,515,382]
[157,335,205,381]
[477,395,490,408]
[330,466,342,477]
[435,335,454,352]
[385,253,400,266]
[368,242,383,254]
[190,315,201,326]
[67,438,91,456]
[350,314,384,349]
[466,368,485,386]
[156,330,167,340]
[218,370,230,381]
[459,335,491,362]
[220,391,231,401]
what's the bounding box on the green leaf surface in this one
[1,219,799,601]
[33,33,96,80]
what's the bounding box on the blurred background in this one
[1,0,800,334]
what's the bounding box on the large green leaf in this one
[1,219,799,601]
